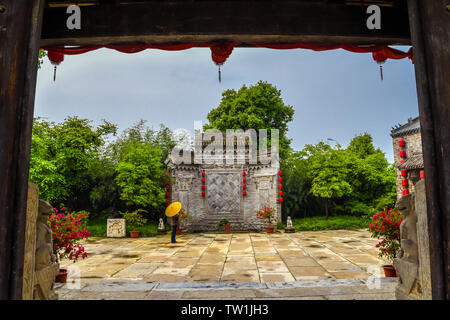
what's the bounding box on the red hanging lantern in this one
[278,177,282,183]
[47,49,64,81]
[398,139,405,147]
[210,42,235,83]
[165,185,170,190]
[420,170,425,179]
[165,192,170,197]
[202,178,206,184]
[402,179,408,187]
[242,171,246,176]
[278,170,282,176]
[400,160,405,164]
[166,178,170,183]
[372,51,387,81]
[279,191,283,196]
[165,199,170,204]
[202,191,206,197]
[242,178,246,183]
[279,197,283,203]
[399,150,406,158]
[242,184,246,189]
[403,189,409,196]
[278,184,283,190]
[165,171,170,175]
[401,170,408,177]
[242,190,247,196]
[202,185,206,190]
[202,171,206,177]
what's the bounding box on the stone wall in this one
[392,131,422,199]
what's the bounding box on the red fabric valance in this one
[43,42,413,66]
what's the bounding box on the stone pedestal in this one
[107,219,126,237]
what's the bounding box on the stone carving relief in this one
[394,193,419,299]
[107,219,126,237]
[34,200,59,300]
[256,176,272,190]
[177,176,193,191]
[207,173,240,213]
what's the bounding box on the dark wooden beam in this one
[41,1,410,46]
[407,0,450,300]
[0,0,45,299]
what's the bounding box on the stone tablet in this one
[107,219,126,237]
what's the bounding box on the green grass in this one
[86,217,161,237]
[292,215,369,231]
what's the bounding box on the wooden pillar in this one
[0,0,45,299]
[407,0,450,300]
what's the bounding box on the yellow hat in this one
[165,201,182,217]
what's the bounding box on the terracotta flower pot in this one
[176,228,182,235]
[55,268,68,283]
[382,264,398,277]
[266,226,275,233]
[225,224,231,233]
[129,230,140,238]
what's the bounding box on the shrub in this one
[121,209,148,230]
[216,218,229,231]
[368,209,403,262]
[255,206,277,225]
[49,208,90,262]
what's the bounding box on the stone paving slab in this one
[60,229,389,284]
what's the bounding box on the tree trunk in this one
[325,199,329,220]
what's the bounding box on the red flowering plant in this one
[49,207,91,263]
[255,206,278,226]
[368,208,403,262]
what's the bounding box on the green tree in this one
[204,81,294,158]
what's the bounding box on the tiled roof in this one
[398,152,424,170]
[390,117,420,138]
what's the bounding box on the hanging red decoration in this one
[420,170,425,179]
[372,51,387,81]
[202,191,206,197]
[166,178,170,183]
[242,171,246,176]
[400,160,405,164]
[165,185,170,190]
[279,191,283,196]
[166,199,170,204]
[401,170,408,177]
[402,179,408,187]
[243,190,247,196]
[279,197,283,203]
[278,170,282,176]
[210,42,235,83]
[242,178,246,183]
[398,139,405,147]
[403,189,409,196]
[202,185,206,190]
[202,171,206,177]
[278,184,283,189]
[278,177,282,183]
[202,178,206,183]
[165,171,170,175]
[47,49,64,81]
[242,184,246,189]
[166,192,170,197]
[400,150,406,158]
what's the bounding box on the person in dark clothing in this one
[171,213,180,244]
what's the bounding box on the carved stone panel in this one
[107,219,126,237]
[177,176,192,191]
[256,176,272,190]
[207,173,240,213]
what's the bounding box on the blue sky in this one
[35,46,418,163]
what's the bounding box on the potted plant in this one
[255,206,278,233]
[49,208,91,283]
[217,218,230,233]
[369,208,403,277]
[177,208,191,235]
[121,209,148,238]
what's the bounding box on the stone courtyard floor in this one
[57,229,397,300]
